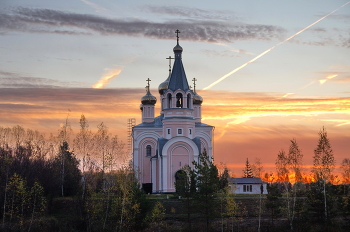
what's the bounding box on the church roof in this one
[134,115,163,128]
[167,36,190,92]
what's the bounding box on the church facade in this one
[132,33,213,193]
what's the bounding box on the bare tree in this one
[251,158,264,179]
[93,122,110,187]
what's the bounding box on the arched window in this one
[187,93,191,108]
[146,145,151,157]
[176,93,183,108]
[167,93,172,108]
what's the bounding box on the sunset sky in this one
[1,0,349,177]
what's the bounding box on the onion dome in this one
[193,91,203,105]
[173,44,183,53]
[141,86,157,105]
[158,74,170,94]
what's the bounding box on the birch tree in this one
[73,114,93,200]
[287,138,303,230]
[312,127,335,221]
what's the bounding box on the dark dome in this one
[193,92,203,105]
[173,44,183,53]
[158,75,170,94]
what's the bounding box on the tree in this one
[288,138,303,230]
[340,158,350,184]
[73,114,93,200]
[312,127,335,181]
[192,149,220,231]
[175,165,196,230]
[219,167,229,189]
[217,187,236,232]
[275,149,289,182]
[243,158,254,178]
[265,183,282,227]
[275,139,304,231]
[5,173,28,225]
[147,201,166,232]
[312,127,335,221]
[53,142,81,197]
[28,181,46,232]
[93,122,110,187]
[251,158,264,179]
[1,149,13,227]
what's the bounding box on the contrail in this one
[202,1,350,91]
[92,68,122,89]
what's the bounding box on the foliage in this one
[84,168,149,231]
[265,183,282,226]
[147,201,166,231]
[306,180,338,222]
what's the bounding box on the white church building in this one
[132,31,214,193]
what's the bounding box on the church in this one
[132,31,214,193]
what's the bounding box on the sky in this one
[1,0,349,178]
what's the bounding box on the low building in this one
[228,177,268,194]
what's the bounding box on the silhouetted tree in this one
[243,158,254,178]
[193,149,220,231]
[53,142,81,197]
[341,158,350,184]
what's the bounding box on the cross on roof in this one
[166,56,174,73]
[146,78,151,88]
[175,29,180,44]
[192,78,197,92]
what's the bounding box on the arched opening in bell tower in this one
[167,93,172,108]
[176,93,183,108]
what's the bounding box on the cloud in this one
[0,7,285,43]
[334,75,350,83]
[201,49,239,58]
[92,68,122,89]
[0,71,86,88]
[143,5,237,20]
